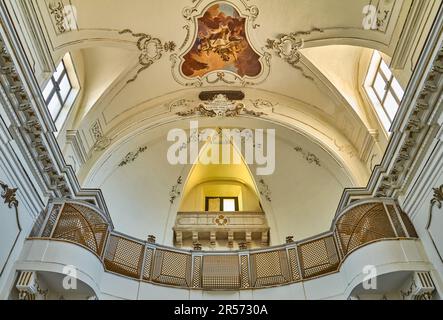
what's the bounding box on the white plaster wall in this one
[402,166,443,290]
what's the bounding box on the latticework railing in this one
[33,199,418,290]
[47,203,109,256]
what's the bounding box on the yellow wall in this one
[179,180,262,212]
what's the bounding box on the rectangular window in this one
[223,199,236,212]
[42,58,73,122]
[365,51,404,133]
[205,197,239,212]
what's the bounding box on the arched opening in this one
[175,129,269,250]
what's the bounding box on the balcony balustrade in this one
[30,199,418,291]
[174,211,269,248]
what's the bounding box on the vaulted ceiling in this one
[32,0,416,184]
[21,0,438,242]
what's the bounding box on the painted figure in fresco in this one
[182,3,261,78]
[198,22,244,62]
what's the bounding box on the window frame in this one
[364,51,404,133]
[370,58,402,123]
[44,59,73,122]
[205,197,239,212]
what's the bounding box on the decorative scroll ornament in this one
[258,179,272,202]
[215,214,229,226]
[0,180,21,277]
[362,0,396,33]
[176,94,266,118]
[334,140,356,159]
[48,2,67,34]
[90,120,112,152]
[266,28,324,80]
[118,146,148,168]
[170,176,183,204]
[172,0,270,87]
[427,184,443,263]
[0,181,18,209]
[93,137,112,152]
[48,2,77,34]
[294,146,321,167]
[266,35,304,67]
[431,185,443,209]
[119,29,176,84]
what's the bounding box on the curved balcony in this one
[28,199,418,291]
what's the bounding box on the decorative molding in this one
[90,120,102,141]
[119,29,176,84]
[371,0,396,33]
[334,140,356,159]
[266,28,323,80]
[391,0,431,69]
[258,179,272,202]
[90,120,111,152]
[336,12,443,211]
[0,4,112,219]
[16,271,48,300]
[176,94,266,118]
[147,235,156,244]
[172,0,271,87]
[250,99,276,110]
[427,184,443,263]
[170,176,183,204]
[214,214,229,226]
[376,46,443,198]
[0,180,18,209]
[48,2,66,34]
[0,34,71,197]
[47,1,77,34]
[118,146,148,168]
[169,99,194,112]
[294,146,321,167]
[431,185,443,209]
[400,272,435,300]
[93,137,112,152]
[0,180,21,277]
[66,130,88,167]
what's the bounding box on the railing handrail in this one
[176,211,266,215]
[36,198,418,291]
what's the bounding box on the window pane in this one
[384,92,399,121]
[223,199,236,212]
[391,78,404,100]
[373,73,387,101]
[42,80,54,100]
[53,61,65,80]
[375,105,391,132]
[207,198,220,212]
[47,96,62,120]
[379,60,392,79]
[59,75,72,101]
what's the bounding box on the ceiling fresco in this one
[181,3,262,78]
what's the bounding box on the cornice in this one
[336,4,443,213]
[0,2,112,225]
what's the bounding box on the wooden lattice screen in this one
[52,203,108,256]
[41,200,419,290]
